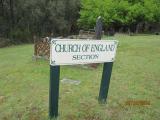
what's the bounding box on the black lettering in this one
[55,44,61,52]
[72,55,77,60]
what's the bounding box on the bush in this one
[0,38,12,48]
[9,28,33,44]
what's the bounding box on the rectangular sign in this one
[50,39,118,66]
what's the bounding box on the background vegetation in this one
[0,0,80,42]
[0,34,160,120]
[78,0,160,33]
[0,0,160,44]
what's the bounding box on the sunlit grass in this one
[0,34,160,120]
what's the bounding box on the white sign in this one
[50,39,118,66]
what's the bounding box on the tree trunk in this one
[0,0,4,16]
[10,0,14,29]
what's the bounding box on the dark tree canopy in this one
[0,0,80,42]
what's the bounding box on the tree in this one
[0,0,80,42]
[78,0,160,33]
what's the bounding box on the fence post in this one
[98,62,113,103]
[49,65,60,118]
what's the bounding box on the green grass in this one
[0,34,160,120]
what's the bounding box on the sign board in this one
[49,38,118,118]
[50,39,118,66]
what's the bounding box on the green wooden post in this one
[49,65,60,118]
[98,62,113,103]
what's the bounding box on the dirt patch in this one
[84,114,101,120]
[106,107,122,119]
[66,114,77,120]
[125,100,151,106]
[25,106,44,120]
[156,97,160,100]
[0,96,5,104]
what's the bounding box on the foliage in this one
[0,0,80,42]
[78,0,160,30]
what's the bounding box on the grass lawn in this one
[0,34,160,120]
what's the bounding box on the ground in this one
[0,34,160,120]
